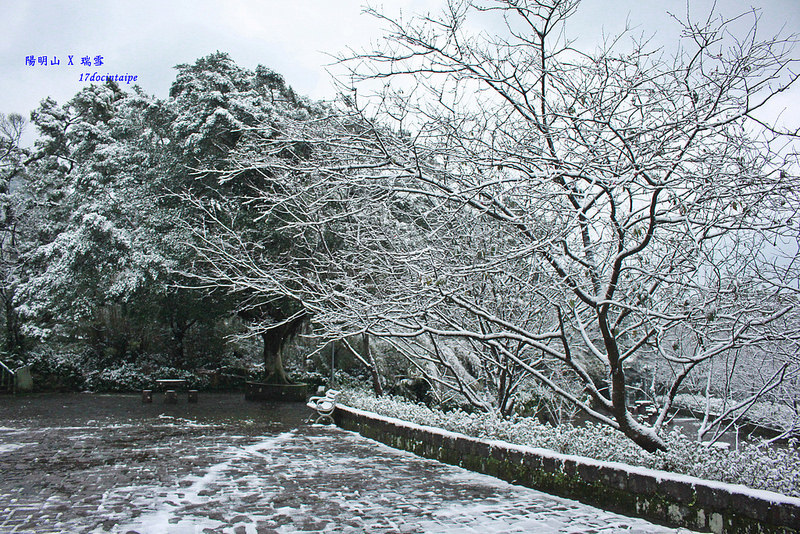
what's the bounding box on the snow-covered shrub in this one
[83,364,213,392]
[652,431,800,497]
[27,349,85,391]
[84,363,149,392]
[341,388,800,497]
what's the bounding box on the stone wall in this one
[334,405,800,534]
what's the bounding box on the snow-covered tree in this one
[333,0,800,452]
[168,52,319,383]
[192,1,800,451]
[0,112,28,356]
[18,52,327,380]
[18,82,189,359]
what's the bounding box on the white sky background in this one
[1,0,799,147]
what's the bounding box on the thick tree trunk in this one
[262,330,290,384]
[238,304,306,384]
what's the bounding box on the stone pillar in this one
[141,389,153,403]
[165,390,178,404]
[188,390,198,403]
[14,365,33,392]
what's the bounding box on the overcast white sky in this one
[2,0,799,146]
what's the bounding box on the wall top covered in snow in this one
[335,404,800,534]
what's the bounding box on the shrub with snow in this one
[341,388,800,497]
[28,349,85,391]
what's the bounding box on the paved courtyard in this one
[0,394,695,533]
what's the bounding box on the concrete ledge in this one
[334,404,800,534]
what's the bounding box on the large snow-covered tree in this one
[190,1,800,451]
[168,52,318,382]
[18,54,318,378]
[17,82,195,360]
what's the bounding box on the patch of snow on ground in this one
[0,443,28,454]
[156,414,215,428]
[111,431,297,532]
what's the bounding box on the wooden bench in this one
[306,389,340,424]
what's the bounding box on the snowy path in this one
[0,394,696,533]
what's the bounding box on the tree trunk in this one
[363,332,383,396]
[600,308,668,453]
[605,361,667,452]
[617,412,668,453]
[262,330,290,384]
[3,294,24,356]
[170,317,196,369]
[239,308,303,384]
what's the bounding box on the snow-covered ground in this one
[0,394,696,533]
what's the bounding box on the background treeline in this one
[0,52,342,392]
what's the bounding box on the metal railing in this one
[0,360,14,393]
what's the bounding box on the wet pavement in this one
[0,394,695,533]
